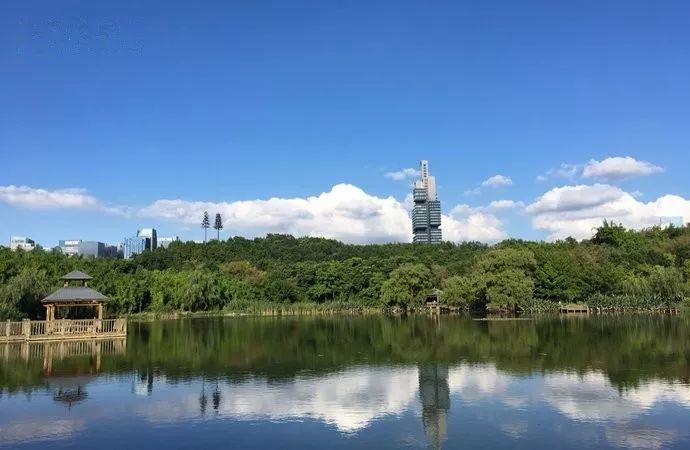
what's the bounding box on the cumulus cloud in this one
[141,184,411,244]
[141,183,507,244]
[582,156,663,181]
[481,175,513,188]
[526,184,690,240]
[0,185,126,215]
[384,168,420,181]
[444,204,506,242]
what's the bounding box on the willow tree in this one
[201,211,210,242]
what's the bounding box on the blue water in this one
[1,315,689,449]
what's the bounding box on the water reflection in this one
[2,316,690,449]
[419,365,449,450]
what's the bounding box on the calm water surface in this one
[2,315,690,449]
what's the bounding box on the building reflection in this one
[419,364,450,450]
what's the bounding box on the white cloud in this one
[0,185,99,209]
[141,183,507,244]
[526,184,690,240]
[537,163,580,181]
[384,168,420,181]
[464,174,513,196]
[526,184,624,215]
[481,175,513,188]
[0,185,126,215]
[445,204,506,242]
[582,156,663,181]
[488,200,524,210]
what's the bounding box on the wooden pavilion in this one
[1,271,126,341]
[42,271,108,321]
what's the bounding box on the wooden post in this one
[5,320,9,338]
[96,304,103,334]
[61,318,66,336]
[22,319,30,340]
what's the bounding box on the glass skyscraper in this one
[123,236,150,259]
[412,160,442,243]
[137,228,158,250]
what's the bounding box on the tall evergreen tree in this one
[201,211,210,242]
[213,213,224,240]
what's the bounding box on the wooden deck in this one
[1,318,127,342]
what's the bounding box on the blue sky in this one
[2,0,690,246]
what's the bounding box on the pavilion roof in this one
[42,287,108,304]
[61,271,93,281]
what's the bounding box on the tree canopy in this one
[2,222,690,319]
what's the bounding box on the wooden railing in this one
[1,318,127,341]
[1,338,127,363]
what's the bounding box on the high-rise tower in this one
[412,160,442,243]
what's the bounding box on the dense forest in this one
[2,221,690,320]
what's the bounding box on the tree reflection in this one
[212,379,221,413]
[200,381,208,416]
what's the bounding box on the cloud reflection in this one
[134,367,420,432]
[3,363,690,449]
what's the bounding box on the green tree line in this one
[2,221,690,319]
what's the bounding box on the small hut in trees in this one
[424,288,443,309]
[42,271,109,321]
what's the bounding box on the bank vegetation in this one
[2,221,690,319]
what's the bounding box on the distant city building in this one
[412,160,442,243]
[10,236,36,251]
[79,241,107,258]
[104,244,121,258]
[158,236,180,249]
[58,240,119,258]
[137,228,158,250]
[59,239,82,256]
[123,236,151,259]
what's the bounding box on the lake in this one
[2,315,690,449]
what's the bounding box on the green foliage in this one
[474,248,536,312]
[2,222,690,318]
[441,275,478,308]
[0,267,51,320]
[381,263,432,307]
[485,268,535,312]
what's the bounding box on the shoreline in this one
[122,305,686,322]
